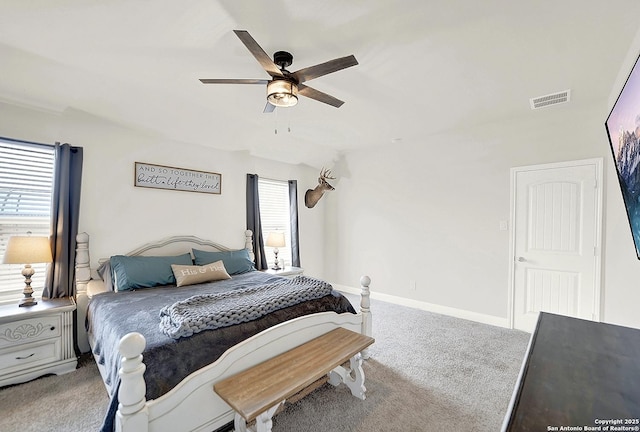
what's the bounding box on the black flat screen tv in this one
[606,53,640,259]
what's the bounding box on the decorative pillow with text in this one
[171,260,231,287]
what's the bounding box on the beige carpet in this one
[0,295,530,432]
[0,354,108,431]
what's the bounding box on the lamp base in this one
[271,249,281,270]
[19,265,38,307]
[19,297,38,307]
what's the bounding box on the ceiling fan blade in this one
[263,102,276,113]
[291,55,358,83]
[298,84,344,108]
[233,30,284,78]
[199,78,269,84]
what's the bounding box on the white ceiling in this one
[1,1,640,168]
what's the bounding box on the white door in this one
[510,159,602,332]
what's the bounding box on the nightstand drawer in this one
[0,339,61,375]
[0,315,61,349]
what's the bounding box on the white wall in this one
[327,101,640,329]
[0,102,326,276]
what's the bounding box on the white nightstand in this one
[264,266,304,279]
[0,297,77,386]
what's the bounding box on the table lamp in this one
[2,235,53,307]
[265,232,286,270]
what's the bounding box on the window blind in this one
[258,178,292,268]
[0,139,54,303]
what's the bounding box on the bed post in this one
[116,332,148,432]
[244,229,255,263]
[359,275,372,359]
[75,232,91,353]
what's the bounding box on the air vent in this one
[530,90,571,110]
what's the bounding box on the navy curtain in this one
[44,143,83,299]
[288,180,301,267]
[246,174,268,270]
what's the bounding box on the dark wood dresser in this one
[502,312,640,431]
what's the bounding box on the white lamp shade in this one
[266,232,286,248]
[2,236,53,264]
[267,80,298,107]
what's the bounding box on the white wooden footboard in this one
[116,277,372,432]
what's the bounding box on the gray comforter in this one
[86,271,355,432]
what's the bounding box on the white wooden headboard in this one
[74,230,254,353]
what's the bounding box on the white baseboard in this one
[333,283,510,329]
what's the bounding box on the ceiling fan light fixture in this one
[267,80,298,107]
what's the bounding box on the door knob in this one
[517,256,526,262]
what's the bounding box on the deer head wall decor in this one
[304,168,336,208]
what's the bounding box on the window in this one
[0,139,55,304]
[258,178,293,268]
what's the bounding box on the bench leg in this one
[327,353,367,400]
[255,403,282,432]
[234,413,247,432]
[234,401,283,432]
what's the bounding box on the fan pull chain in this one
[274,108,278,134]
[273,109,292,134]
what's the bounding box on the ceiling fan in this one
[199,30,358,113]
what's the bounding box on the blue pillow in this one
[110,253,193,292]
[192,249,255,275]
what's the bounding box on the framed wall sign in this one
[134,162,221,195]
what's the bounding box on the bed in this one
[74,230,372,432]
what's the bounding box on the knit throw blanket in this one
[159,275,333,339]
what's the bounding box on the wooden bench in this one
[214,327,375,432]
